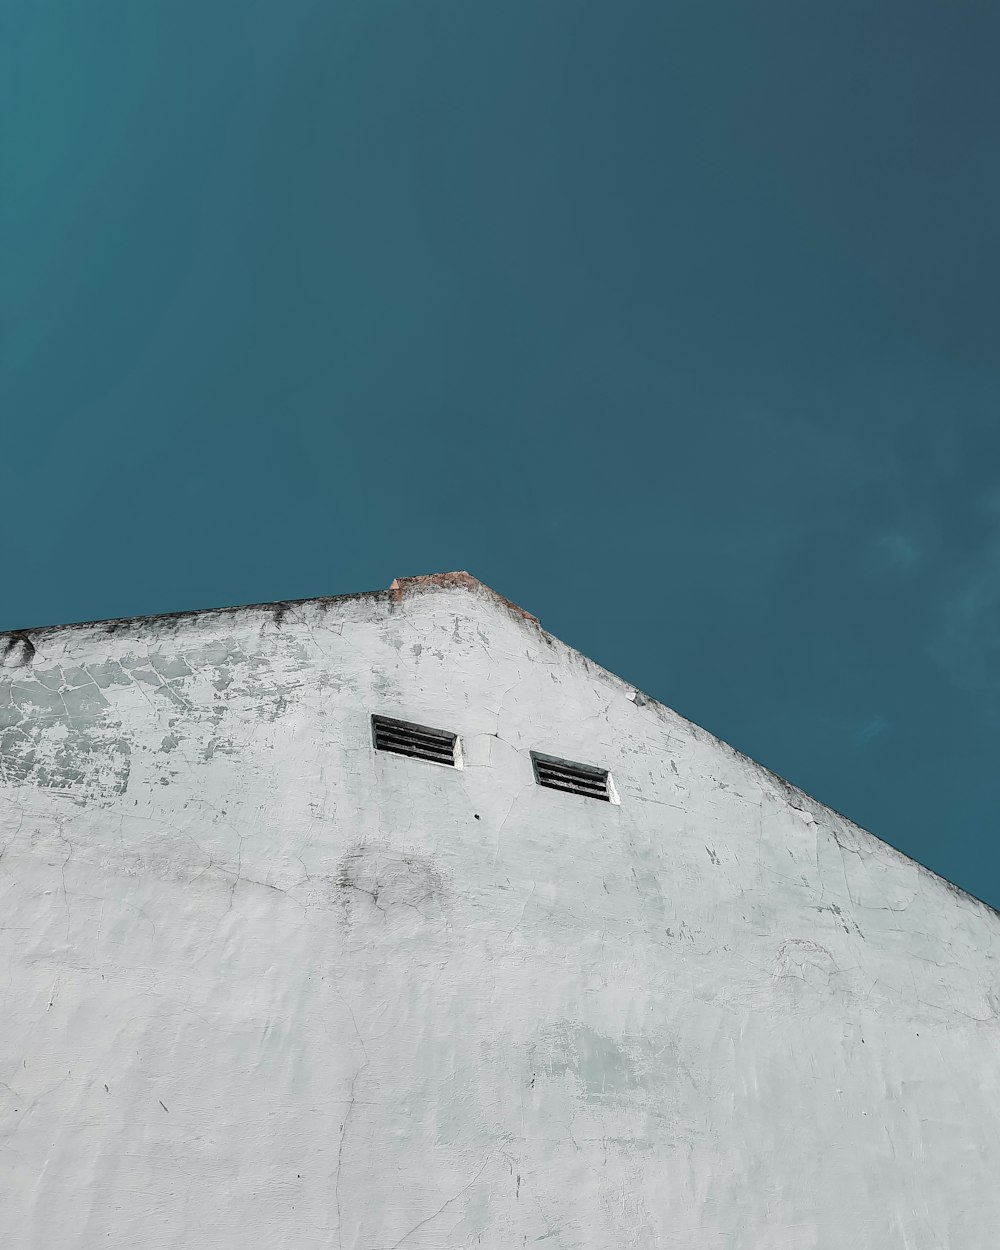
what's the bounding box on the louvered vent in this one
[531,751,612,801]
[372,715,459,767]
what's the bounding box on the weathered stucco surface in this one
[1,575,998,1248]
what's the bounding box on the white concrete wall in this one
[1,575,998,1249]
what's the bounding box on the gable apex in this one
[390,571,539,624]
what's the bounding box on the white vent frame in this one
[371,714,463,769]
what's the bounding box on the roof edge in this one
[0,572,538,642]
[0,588,392,645]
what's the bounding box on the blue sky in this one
[4,3,1000,906]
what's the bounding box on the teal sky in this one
[4,4,1000,906]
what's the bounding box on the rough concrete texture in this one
[1,574,998,1248]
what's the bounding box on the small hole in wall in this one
[474,814,480,820]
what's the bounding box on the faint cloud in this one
[872,531,921,573]
[854,715,890,746]
[933,531,1000,712]
[980,484,1000,521]
[817,712,891,746]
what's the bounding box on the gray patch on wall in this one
[335,841,449,926]
[0,667,130,798]
[533,1023,661,1101]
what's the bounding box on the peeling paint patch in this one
[532,1023,661,1101]
[0,667,130,797]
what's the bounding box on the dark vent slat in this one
[377,740,453,761]
[535,769,606,791]
[376,728,454,751]
[375,726,454,752]
[374,720,453,744]
[535,761,606,785]
[540,779,608,797]
[532,752,611,801]
[534,758,605,781]
[379,720,452,740]
[378,740,454,762]
[374,732,454,755]
[538,777,609,799]
[542,781,609,799]
[372,715,458,766]
[540,780,607,796]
